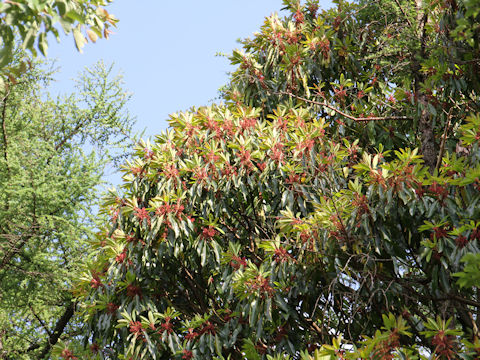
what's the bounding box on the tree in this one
[225,0,479,171]
[0,56,135,359]
[73,0,480,359]
[0,0,117,67]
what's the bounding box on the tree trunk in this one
[418,93,437,171]
[414,0,438,172]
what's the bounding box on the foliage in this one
[0,0,117,67]
[70,0,480,359]
[0,56,135,359]
[225,0,480,170]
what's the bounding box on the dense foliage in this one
[0,0,117,66]
[66,0,480,359]
[0,57,135,359]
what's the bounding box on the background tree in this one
[0,0,117,67]
[0,55,135,359]
[72,0,480,359]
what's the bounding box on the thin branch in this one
[54,120,84,151]
[29,305,52,337]
[277,91,412,122]
[448,295,480,309]
[393,0,413,27]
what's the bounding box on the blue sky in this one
[46,1,332,139]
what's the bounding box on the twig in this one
[29,305,52,337]
[393,0,413,27]
[277,91,412,122]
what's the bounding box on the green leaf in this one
[38,32,48,56]
[65,10,85,23]
[72,26,86,52]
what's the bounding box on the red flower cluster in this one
[431,226,448,240]
[201,225,217,240]
[455,235,468,248]
[126,284,142,298]
[205,150,220,163]
[185,327,199,341]
[129,321,144,336]
[237,147,253,169]
[134,207,151,225]
[257,162,267,172]
[155,201,185,219]
[163,163,179,179]
[115,248,127,264]
[319,38,330,59]
[293,9,304,24]
[246,275,275,298]
[470,227,480,241]
[90,271,103,289]
[182,349,193,360]
[90,343,100,353]
[240,117,257,131]
[286,171,301,185]
[429,182,448,200]
[106,302,119,314]
[126,232,145,245]
[159,316,174,335]
[193,167,208,182]
[297,138,315,156]
[275,116,288,131]
[143,148,154,160]
[273,247,292,263]
[432,330,455,358]
[372,329,399,360]
[230,255,247,270]
[270,143,285,164]
[334,86,347,102]
[352,193,369,216]
[199,321,216,335]
[222,163,238,179]
[60,349,78,360]
[131,166,145,178]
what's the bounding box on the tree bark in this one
[414,0,438,172]
[418,93,437,171]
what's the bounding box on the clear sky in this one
[46,1,332,139]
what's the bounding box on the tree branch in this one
[38,301,75,360]
[1,89,11,213]
[0,225,38,272]
[54,121,84,151]
[393,0,413,27]
[29,305,52,337]
[277,91,412,122]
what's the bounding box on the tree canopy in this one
[0,56,135,359]
[49,0,480,359]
